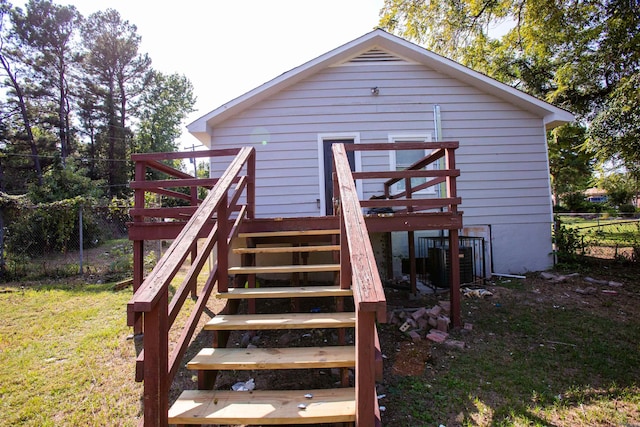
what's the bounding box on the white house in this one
[188,29,574,275]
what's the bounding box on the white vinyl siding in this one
[206,60,554,272]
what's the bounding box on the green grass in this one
[2,259,639,426]
[0,282,141,426]
[559,216,640,246]
[382,273,640,426]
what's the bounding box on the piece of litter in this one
[462,288,493,298]
[377,394,386,399]
[298,403,307,410]
[379,406,386,412]
[304,393,313,399]
[231,378,255,391]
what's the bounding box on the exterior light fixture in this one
[371,87,379,95]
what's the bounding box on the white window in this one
[388,134,435,195]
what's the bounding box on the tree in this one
[28,158,104,203]
[596,171,637,208]
[11,0,82,165]
[380,0,638,115]
[133,71,196,154]
[81,8,151,197]
[379,0,639,193]
[587,73,640,176]
[548,124,594,204]
[0,0,43,185]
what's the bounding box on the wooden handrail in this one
[130,147,253,311]
[128,146,255,427]
[131,148,242,162]
[332,143,386,426]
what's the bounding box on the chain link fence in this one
[1,203,132,282]
[555,214,640,263]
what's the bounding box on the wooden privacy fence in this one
[127,147,255,427]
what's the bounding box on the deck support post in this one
[190,243,198,299]
[408,231,416,294]
[143,289,168,427]
[132,240,144,334]
[217,194,229,293]
[445,146,461,328]
[355,309,377,426]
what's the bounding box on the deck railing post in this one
[217,193,229,293]
[247,151,256,219]
[444,146,461,327]
[355,309,376,426]
[143,289,168,427]
[132,160,146,334]
[339,213,351,290]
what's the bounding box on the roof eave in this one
[188,29,576,140]
[187,31,385,136]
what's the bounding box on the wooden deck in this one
[127,142,462,426]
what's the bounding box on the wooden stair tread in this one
[216,285,352,299]
[228,264,339,274]
[233,244,340,254]
[187,346,355,370]
[239,229,339,238]
[168,387,355,425]
[205,312,356,330]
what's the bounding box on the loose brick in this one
[426,305,442,318]
[417,318,429,330]
[399,321,412,332]
[426,329,448,343]
[411,307,428,320]
[438,300,451,314]
[409,330,422,342]
[464,322,473,331]
[387,311,398,324]
[436,315,450,332]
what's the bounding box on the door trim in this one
[317,132,362,216]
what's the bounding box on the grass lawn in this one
[380,262,640,426]
[1,260,639,426]
[0,282,141,427]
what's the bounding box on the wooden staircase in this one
[168,228,364,425]
[128,142,461,426]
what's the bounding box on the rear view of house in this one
[189,29,573,275]
[128,29,574,426]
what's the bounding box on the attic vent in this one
[349,48,406,64]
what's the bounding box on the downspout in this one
[434,105,445,239]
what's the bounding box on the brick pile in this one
[387,300,467,349]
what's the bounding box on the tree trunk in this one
[0,55,43,186]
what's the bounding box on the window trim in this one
[387,133,435,195]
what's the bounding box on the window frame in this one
[387,133,435,195]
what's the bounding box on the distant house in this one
[585,188,608,203]
[188,29,574,275]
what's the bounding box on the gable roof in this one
[188,29,574,144]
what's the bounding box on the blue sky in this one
[60,0,386,148]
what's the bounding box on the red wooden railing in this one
[127,141,460,426]
[341,141,462,327]
[332,143,386,426]
[127,147,255,427]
